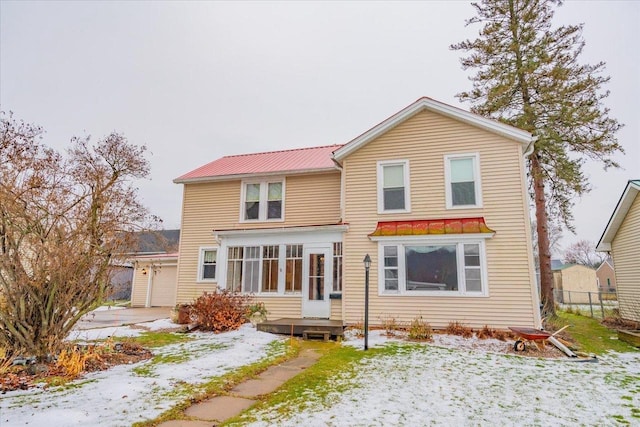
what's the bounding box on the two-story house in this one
[172,97,541,329]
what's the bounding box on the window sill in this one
[197,279,217,284]
[379,291,488,298]
[446,205,483,210]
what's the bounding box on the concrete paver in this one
[231,377,285,398]
[258,365,303,382]
[185,396,256,422]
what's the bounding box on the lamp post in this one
[363,254,371,350]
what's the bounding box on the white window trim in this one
[197,247,218,283]
[444,153,483,209]
[376,236,489,297]
[239,178,286,223]
[377,159,411,214]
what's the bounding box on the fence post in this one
[588,292,594,317]
[599,290,605,319]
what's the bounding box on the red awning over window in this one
[369,217,495,237]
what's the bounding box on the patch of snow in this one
[67,326,144,341]
[245,333,640,426]
[136,318,180,331]
[2,324,283,427]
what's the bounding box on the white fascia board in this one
[333,98,534,161]
[214,224,349,238]
[596,181,640,251]
[173,167,339,184]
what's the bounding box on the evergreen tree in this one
[451,0,622,319]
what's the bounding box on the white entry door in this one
[302,245,332,318]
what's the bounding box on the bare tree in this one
[563,240,606,268]
[0,112,157,360]
[530,219,563,272]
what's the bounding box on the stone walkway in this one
[158,348,321,426]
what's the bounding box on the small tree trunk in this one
[531,153,556,319]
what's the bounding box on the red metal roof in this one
[369,217,495,237]
[175,144,343,182]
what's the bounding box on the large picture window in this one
[377,160,410,213]
[241,179,285,222]
[379,241,486,296]
[445,154,482,209]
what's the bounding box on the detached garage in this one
[131,253,179,307]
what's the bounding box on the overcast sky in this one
[1,0,638,255]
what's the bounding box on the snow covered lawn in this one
[1,323,285,427]
[242,331,640,426]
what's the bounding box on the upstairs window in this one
[445,154,482,208]
[377,160,410,213]
[241,179,285,222]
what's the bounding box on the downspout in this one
[523,135,542,328]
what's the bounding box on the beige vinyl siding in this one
[342,109,538,329]
[611,194,640,322]
[255,296,303,319]
[176,172,341,304]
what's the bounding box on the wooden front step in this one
[257,318,344,339]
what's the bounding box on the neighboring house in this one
[129,230,181,307]
[552,262,599,304]
[596,180,640,323]
[596,258,616,293]
[172,97,541,329]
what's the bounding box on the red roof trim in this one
[369,218,495,237]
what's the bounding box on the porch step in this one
[257,318,344,338]
[303,330,331,341]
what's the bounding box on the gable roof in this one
[174,144,342,184]
[596,180,640,252]
[551,259,566,270]
[333,97,536,161]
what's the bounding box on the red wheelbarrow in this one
[508,325,570,352]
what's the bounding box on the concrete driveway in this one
[74,307,172,330]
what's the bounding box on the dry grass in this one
[445,321,473,338]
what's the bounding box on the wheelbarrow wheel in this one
[514,340,526,352]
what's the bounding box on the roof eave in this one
[173,166,340,184]
[596,180,640,251]
[333,97,534,161]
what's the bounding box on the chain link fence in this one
[554,289,618,319]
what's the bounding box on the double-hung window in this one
[377,160,410,213]
[378,240,487,296]
[199,248,217,281]
[241,179,285,222]
[445,154,482,208]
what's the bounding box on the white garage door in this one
[150,265,177,307]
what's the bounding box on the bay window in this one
[378,240,487,296]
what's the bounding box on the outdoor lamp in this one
[363,254,371,270]
[141,268,147,275]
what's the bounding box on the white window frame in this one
[375,236,489,297]
[377,160,411,214]
[197,247,218,282]
[444,153,482,209]
[240,178,286,223]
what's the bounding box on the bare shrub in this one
[190,290,252,333]
[445,321,473,338]
[408,316,433,341]
[380,315,400,336]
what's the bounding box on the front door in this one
[302,245,332,318]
